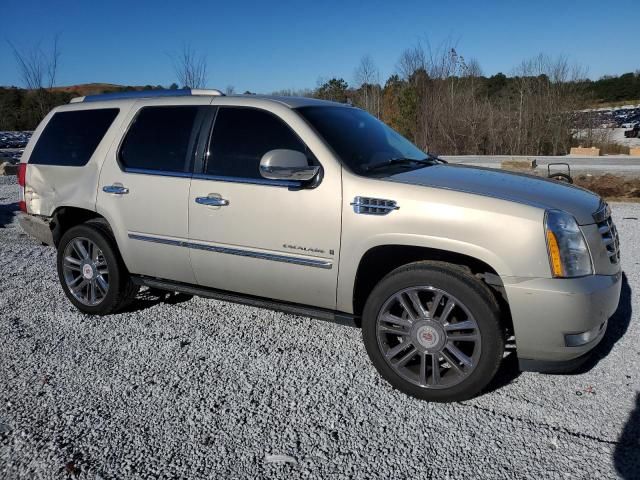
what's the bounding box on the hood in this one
[388,164,602,225]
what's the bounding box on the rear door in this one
[97,101,211,283]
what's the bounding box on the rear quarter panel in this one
[22,102,134,217]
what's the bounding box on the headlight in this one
[544,210,592,278]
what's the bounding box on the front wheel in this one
[57,222,138,315]
[362,261,505,402]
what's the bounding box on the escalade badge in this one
[283,244,326,254]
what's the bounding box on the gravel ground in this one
[0,176,639,479]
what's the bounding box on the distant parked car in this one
[624,124,640,138]
[0,131,32,149]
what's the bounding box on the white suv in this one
[17,89,622,402]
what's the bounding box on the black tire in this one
[56,221,138,315]
[548,172,573,184]
[362,261,505,402]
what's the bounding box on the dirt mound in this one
[574,174,640,200]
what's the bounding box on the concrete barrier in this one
[501,159,536,171]
[570,147,600,156]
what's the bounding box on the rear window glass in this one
[119,106,200,173]
[29,109,119,166]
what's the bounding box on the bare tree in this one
[354,55,381,117]
[397,44,426,81]
[172,44,208,89]
[8,34,61,117]
[391,37,588,156]
[464,58,483,78]
[48,35,61,89]
[510,54,587,155]
[8,35,60,90]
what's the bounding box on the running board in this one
[132,276,358,328]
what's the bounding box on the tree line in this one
[2,40,639,156]
[310,47,639,156]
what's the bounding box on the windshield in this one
[297,106,428,175]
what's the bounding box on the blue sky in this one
[1,0,637,93]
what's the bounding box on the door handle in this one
[195,196,229,207]
[103,185,129,195]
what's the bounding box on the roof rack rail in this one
[70,88,225,103]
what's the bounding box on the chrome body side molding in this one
[128,233,333,269]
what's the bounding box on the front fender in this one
[337,175,551,313]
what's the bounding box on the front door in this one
[188,106,341,309]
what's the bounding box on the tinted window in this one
[119,106,200,173]
[297,106,426,176]
[30,109,119,166]
[206,107,308,179]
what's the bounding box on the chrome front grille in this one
[351,196,399,215]
[594,204,620,264]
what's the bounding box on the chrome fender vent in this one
[351,196,399,215]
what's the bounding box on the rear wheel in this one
[57,222,138,315]
[362,261,504,402]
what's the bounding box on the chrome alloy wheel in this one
[376,286,481,389]
[62,237,109,306]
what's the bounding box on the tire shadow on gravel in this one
[0,201,18,228]
[575,272,632,374]
[482,350,521,395]
[121,288,193,313]
[614,393,640,479]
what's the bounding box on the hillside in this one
[49,83,166,96]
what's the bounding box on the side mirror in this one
[259,149,320,182]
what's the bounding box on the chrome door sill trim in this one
[128,233,332,269]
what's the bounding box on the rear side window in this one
[29,109,119,166]
[205,107,308,179]
[119,106,200,173]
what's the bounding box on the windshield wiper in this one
[426,152,448,164]
[363,157,437,172]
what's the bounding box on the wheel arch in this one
[51,206,135,273]
[347,243,513,333]
[51,206,106,247]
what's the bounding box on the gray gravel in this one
[1,178,639,479]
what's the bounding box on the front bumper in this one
[17,213,53,245]
[504,272,622,371]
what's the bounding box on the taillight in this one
[17,163,27,212]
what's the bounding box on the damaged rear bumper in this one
[18,213,53,245]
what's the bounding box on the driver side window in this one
[205,107,308,180]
